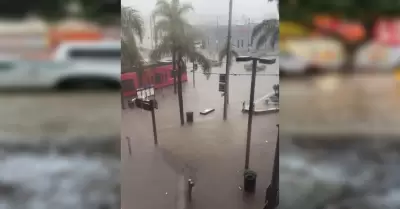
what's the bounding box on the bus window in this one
[68,49,120,60]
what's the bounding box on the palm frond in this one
[153,19,171,42]
[153,0,172,20]
[251,19,279,49]
[270,28,279,48]
[255,34,268,50]
[150,36,172,61]
[218,43,239,66]
[121,6,144,42]
[151,0,212,79]
[251,22,264,45]
[189,51,211,73]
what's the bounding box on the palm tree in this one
[251,19,279,50]
[151,0,211,125]
[218,42,239,67]
[121,6,144,78]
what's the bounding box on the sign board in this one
[136,85,155,100]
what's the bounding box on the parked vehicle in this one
[121,61,188,97]
[53,40,120,63]
[0,55,120,90]
[279,51,311,76]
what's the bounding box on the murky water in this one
[0,92,120,209]
[0,154,119,209]
[122,62,278,209]
[281,74,400,135]
[0,92,120,138]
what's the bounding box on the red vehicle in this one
[121,61,188,97]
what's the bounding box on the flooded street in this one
[281,74,400,135]
[122,62,278,209]
[280,74,400,209]
[0,92,120,138]
[0,92,120,209]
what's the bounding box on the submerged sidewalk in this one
[121,135,185,209]
[122,108,277,209]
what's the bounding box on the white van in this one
[53,40,120,62]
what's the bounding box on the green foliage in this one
[0,0,67,20]
[121,6,144,74]
[151,0,211,75]
[251,19,279,50]
[79,0,120,24]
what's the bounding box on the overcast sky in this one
[121,0,278,25]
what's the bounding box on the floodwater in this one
[0,92,120,209]
[122,62,278,209]
[281,74,400,135]
[0,92,120,138]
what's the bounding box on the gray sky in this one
[121,0,278,25]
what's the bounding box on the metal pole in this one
[244,59,257,170]
[151,100,158,145]
[192,62,195,87]
[223,0,233,120]
[265,124,279,209]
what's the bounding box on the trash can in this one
[186,112,194,123]
[243,170,257,193]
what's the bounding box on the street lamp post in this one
[236,56,276,170]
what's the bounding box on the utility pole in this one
[223,0,233,121]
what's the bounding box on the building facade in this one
[195,23,276,59]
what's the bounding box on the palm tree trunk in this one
[172,48,177,94]
[177,50,185,126]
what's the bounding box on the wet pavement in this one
[281,74,400,135]
[121,63,278,209]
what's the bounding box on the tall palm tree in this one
[151,0,211,125]
[251,19,279,50]
[121,6,144,77]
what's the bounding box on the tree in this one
[80,0,120,24]
[251,19,279,50]
[0,0,67,20]
[218,43,239,67]
[279,0,400,70]
[151,0,211,125]
[121,6,145,82]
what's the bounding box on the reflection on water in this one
[281,74,400,135]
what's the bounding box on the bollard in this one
[243,170,257,193]
[187,179,195,201]
[186,112,194,123]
